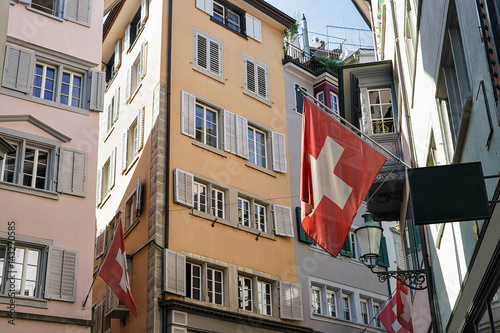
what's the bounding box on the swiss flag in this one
[397,270,414,332]
[379,296,407,333]
[99,219,137,316]
[300,98,386,257]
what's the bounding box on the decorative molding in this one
[0,115,71,142]
[0,310,92,326]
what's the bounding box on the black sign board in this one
[408,162,490,225]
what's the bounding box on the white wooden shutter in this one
[108,148,116,190]
[273,204,294,237]
[89,70,106,112]
[164,249,186,295]
[137,107,145,151]
[245,14,262,42]
[94,303,104,333]
[135,176,142,217]
[96,167,102,205]
[181,91,196,138]
[125,67,132,101]
[44,247,78,302]
[223,110,237,154]
[208,39,221,77]
[257,64,268,99]
[245,59,256,93]
[124,24,131,51]
[272,131,287,173]
[113,88,119,122]
[141,0,149,23]
[195,0,213,15]
[114,40,121,69]
[236,115,249,159]
[2,45,35,93]
[141,42,148,79]
[173,168,194,207]
[64,0,91,26]
[279,281,303,320]
[94,229,106,259]
[57,148,87,197]
[395,238,406,269]
[121,130,128,172]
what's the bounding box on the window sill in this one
[124,217,140,238]
[245,161,275,177]
[183,297,228,312]
[123,154,140,176]
[243,90,271,107]
[104,126,115,142]
[0,181,58,200]
[98,193,111,209]
[26,6,64,22]
[192,66,225,84]
[191,140,227,158]
[237,223,275,240]
[127,83,143,104]
[209,16,248,40]
[0,295,48,309]
[127,25,146,54]
[191,209,235,228]
[105,72,119,92]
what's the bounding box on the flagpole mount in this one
[370,267,427,290]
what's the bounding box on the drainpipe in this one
[301,14,310,57]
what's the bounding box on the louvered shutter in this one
[223,110,237,154]
[273,204,294,237]
[181,91,196,138]
[395,238,406,269]
[44,247,78,302]
[57,148,87,197]
[124,24,131,51]
[137,107,145,151]
[209,39,221,76]
[121,130,128,171]
[89,70,105,112]
[272,131,287,173]
[63,0,91,26]
[113,88,119,122]
[340,235,353,257]
[279,281,303,320]
[135,177,142,217]
[256,64,268,99]
[245,59,256,93]
[195,0,213,15]
[245,14,262,42]
[125,67,132,101]
[236,115,249,159]
[378,235,390,267]
[2,45,35,93]
[164,249,186,295]
[196,33,208,71]
[94,303,103,333]
[295,207,314,244]
[414,224,422,251]
[295,84,307,114]
[96,167,102,205]
[141,42,148,79]
[141,0,149,23]
[108,148,116,190]
[114,40,121,69]
[173,168,194,207]
[94,230,106,259]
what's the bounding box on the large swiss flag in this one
[300,98,386,257]
[99,219,137,316]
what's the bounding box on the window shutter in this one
[57,148,87,197]
[89,70,106,112]
[209,39,221,76]
[196,33,208,71]
[108,148,116,190]
[113,88,119,122]
[257,65,268,99]
[135,176,142,217]
[137,106,145,151]
[395,238,406,269]
[236,115,249,159]
[164,249,186,296]
[295,207,314,244]
[121,130,128,172]
[63,0,91,26]
[96,167,102,205]
[181,91,196,138]
[94,229,107,259]
[173,168,194,207]
[223,110,237,154]
[44,247,78,302]
[295,84,307,114]
[414,224,422,251]
[195,0,213,15]
[124,24,131,51]
[245,59,256,93]
[340,235,353,257]
[114,40,122,69]
[2,45,35,93]
[245,14,262,42]
[279,281,303,320]
[141,0,149,23]
[272,131,287,173]
[141,42,148,79]
[273,204,294,237]
[94,303,104,333]
[125,67,132,101]
[378,235,390,267]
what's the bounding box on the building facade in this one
[0,0,104,331]
[93,1,314,332]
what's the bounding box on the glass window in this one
[343,294,351,320]
[186,263,201,300]
[254,203,266,232]
[361,299,369,324]
[31,0,58,16]
[330,92,339,115]
[311,286,322,314]
[60,72,82,107]
[227,9,240,31]
[373,302,382,327]
[211,1,244,34]
[258,281,272,315]
[248,126,267,168]
[211,188,224,219]
[33,64,56,101]
[327,291,337,317]
[193,182,207,213]
[238,198,250,227]
[196,104,218,148]
[368,88,394,134]
[1,144,18,184]
[207,268,223,305]
[0,245,6,292]
[213,2,224,24]
[12,246,41,297]
[238,276,252,311]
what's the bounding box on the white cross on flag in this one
[378,296,407,333]
[300,98,386,257]
[99,219,137,316]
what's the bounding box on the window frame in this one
[247,125,267,169]
[210,0,246,36]
[360,298,369,325]
[195,102,219,149]
[367,88,395,135]
[311,286,322,315]
[330,91,339,115]
[207,267,223,305]
[238,197,250,227]
[243,54,270,105]
[193,28,224,82]
[326,290,337,317]
[193,181,208,213]
[258,280,272,316]
[342,294,351,321]
[238,275,253,311]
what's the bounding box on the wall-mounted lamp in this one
[355,213,427,290]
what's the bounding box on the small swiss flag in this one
[99,219,137,316]
[300,97,386,257]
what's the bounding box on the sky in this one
[265,0,374,51]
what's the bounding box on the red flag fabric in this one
[379,296,407,333]
[99,219,137,316]
[300,98,386,257]
[397,271,414,332]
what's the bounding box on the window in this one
[248,126,267,168]
[186,263,201,300]
[238,276,252,311]
[29,0,90,26]
[193,180,226,219]
[33,64,56,101]
[330,92,339,115]
[196,103,218,148]
[316,91,324,105]
[186,262,224,305]
[211,1,244,34]
[340,232,356,258]
[360,299,369,324]
[97,148,116,205]
[124,2,148,52]
[311,286,322,314]
[33,64,84,108]
[258,281,272,316]
[194,29,223,80]
[238,197,269,232]
[207,268,223,305]
[238,198,250,227]
[326,291,337,317]
[244,55,269,103]
[368,88,394,134]
[8,245,41,297]
[373,302,381,327]
[295,83,307,114]
[193,182,207,213]
[342,294,351,320]
[211,188,225,219]
[121,107,144,172]
[124,178,142,232]
[105,88,119,133]
[254,203,266,232]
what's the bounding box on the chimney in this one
[301,14,310,56]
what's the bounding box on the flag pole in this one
[298,86,412,169]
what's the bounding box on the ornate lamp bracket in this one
[370,268,427,290]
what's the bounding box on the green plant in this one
[318,56,342,73]
[283,12,300,55]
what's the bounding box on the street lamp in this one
[354,212,427,290]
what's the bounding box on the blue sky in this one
[265,0,373,51]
